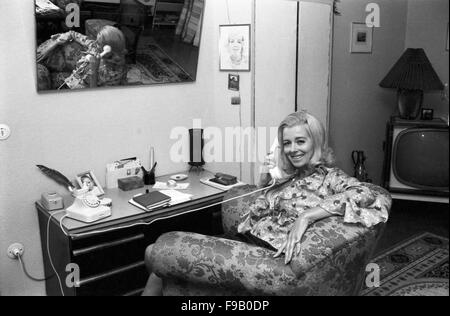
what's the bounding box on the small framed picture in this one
[350,22,373,53]
[421,108,434,120]
[76,170,104,196]
[228,74,240,91]
[219,24,251,71]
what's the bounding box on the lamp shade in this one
[379,48,444,91]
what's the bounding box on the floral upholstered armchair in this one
[146,183,391,296]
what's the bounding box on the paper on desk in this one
[153,182,190,190]
[160,189,193,205]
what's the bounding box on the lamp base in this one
[397,89,423,120]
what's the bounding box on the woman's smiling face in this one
[282,124,314,169]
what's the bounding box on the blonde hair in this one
[96,26,127,63]
[277,110,334,172]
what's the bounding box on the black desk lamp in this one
[379,48,444,120]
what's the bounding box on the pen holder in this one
[144,171,155,185]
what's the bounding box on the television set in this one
[383,117,449,203]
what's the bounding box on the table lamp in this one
[379,48,444,120]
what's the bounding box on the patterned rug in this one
[361,232,449,296]
[126,38,193,85]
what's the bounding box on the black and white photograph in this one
[228,73,239,91]
[76,170,105,196]
[1,0,449,301]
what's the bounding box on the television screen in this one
[393,128,449,190]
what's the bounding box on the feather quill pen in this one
[36,165,75,191]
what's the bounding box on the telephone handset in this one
[268,139,285,181]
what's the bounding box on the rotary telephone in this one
[66,189,111,223]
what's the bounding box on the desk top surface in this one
[36,169,227,234]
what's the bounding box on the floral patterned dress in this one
[238,166,389,251]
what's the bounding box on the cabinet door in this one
[253,0,334,184]
[297,0,334,132]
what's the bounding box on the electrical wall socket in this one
[7,243,24,259]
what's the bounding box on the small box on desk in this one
[118,176,144,191]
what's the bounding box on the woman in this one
[143,110,389,295]
[37,25,127,89]
[238,110,389,264]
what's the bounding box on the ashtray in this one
[170,174,188,181]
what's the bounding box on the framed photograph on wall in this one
[350,22,373,53]
[76,170,105,196]
[219,24,251,71]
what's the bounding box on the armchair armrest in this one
[290,182,391,275]
[221,185,258,237]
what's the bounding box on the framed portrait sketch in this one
[219,24,251,71]
[76,170,104,196]
[350,22,373,53]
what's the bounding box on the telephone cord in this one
[47,210,66,296]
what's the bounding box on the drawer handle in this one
[73,234,145,257]
[77,261,145,287]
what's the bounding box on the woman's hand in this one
[274,206,333,264]
[274,214,312,265]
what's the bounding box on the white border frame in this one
[76,170,105,196]
[350,22,373,53]
[219,24,251,72]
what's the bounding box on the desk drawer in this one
[76,262,148,296]
[73,233,147,277]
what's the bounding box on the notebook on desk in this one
[130,191,171,211]
[129,190,193,212]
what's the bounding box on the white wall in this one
[0,0,254,296]
[405,0,449,119]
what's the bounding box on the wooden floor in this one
[374,199,449,256]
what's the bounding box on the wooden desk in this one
[36,170,226,296]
